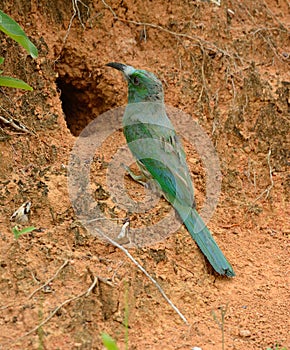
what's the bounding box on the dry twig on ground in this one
[97,228,189,325]
[8,272,112,344]
[28,259,70,299]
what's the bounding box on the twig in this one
[86,266,114,289]
[254,149,274,202]
[241,3,285,62]
[97,230,189,325]
[59,0,79,50]
[265,149,274,198]
[72,0,90,29]
[251,27,285,35]
[0,114,35,135]
[101,0,117,18]
[101,0,231,57]
[111,261,125,282]
[85,275,100,296]
[30,271,40,284]
[55,0,89,62]
[197,45,208,103]
[13,275,100,343]
[9,273,113,344]
[124,19,229,57]
[28,260,70,299]
[261,0,289,31]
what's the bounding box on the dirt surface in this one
[0,0,289,349]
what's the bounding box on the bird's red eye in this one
[133,76,140,85]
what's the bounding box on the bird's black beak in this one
[106,62,127,72]
[106,62,135,82]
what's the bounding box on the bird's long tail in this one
[177,206,235,277]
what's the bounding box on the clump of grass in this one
[211,304,228,350]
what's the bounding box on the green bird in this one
[106,62,235,277]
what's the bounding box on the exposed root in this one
[97,229,189,325]
[101,0,231,57]
[254,149,274,202]
[0,107,35,135]
[55,0,90,61]
[28,259,70,299]
[11,273,111,344]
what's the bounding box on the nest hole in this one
[56,74,107,136]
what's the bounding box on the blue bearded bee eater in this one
[106,62,235,277]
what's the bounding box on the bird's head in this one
[106,62,164,103]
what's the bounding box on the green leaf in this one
[12,226,37,239]
[0,10,38,58]
[0,75,33,90]
[101,333,119,350]
[0,57,4,64]
[17,226,37,234]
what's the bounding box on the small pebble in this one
[239,329,251,337]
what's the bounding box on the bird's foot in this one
[122,163,147,186]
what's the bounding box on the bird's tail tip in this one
[223,267,235,277]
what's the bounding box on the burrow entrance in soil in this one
[55,53,109,136]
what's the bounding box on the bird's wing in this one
[123,120,195,208]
